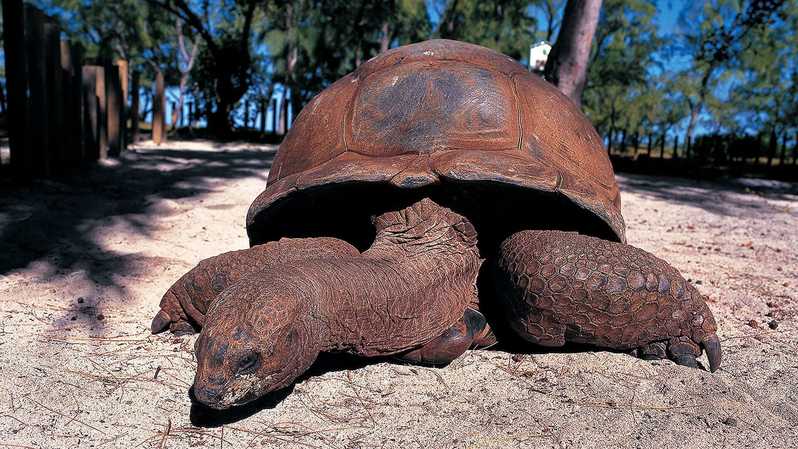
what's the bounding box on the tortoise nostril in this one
[192,384,222,403]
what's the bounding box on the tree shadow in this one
[617,173,798,218]
[0,142,276,332]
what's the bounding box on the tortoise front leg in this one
[493,230,721,372]
[151,238,359,335]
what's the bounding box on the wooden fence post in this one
[116,59,128,150]
[94,65,107,158]
[44,20,65,171]
[2,0,30,177]
[153,71,166,145]
[130,71,140,144]
[61,39,83,167]
[25,5,50,176]
[81,66,99,160]
[106,62,122,156]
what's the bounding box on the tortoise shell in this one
[247,39,624,250]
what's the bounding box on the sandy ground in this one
[1,140,797,449]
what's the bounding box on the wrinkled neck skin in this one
[309,199,482,356]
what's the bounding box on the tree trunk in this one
[767,128,777,167]
[0,83,6,113]
[672,135,679,159]
[779,133,787,166]
[171,20,200,131]
[380,21,391,53]
[260,99,267,132]
[277,95,286,135]
[130,71,140,143]
[543,0,603,107]
[659,133,666,159]
[619,128,627,154]
[793,132,798,166]
[647,133,653,157]
[152,71,165,145]
[606,127,614,153]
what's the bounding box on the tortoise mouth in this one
[246,179,620,260]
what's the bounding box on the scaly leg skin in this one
[494,230,721,372]
[151,238,359,335]
[398,308,488,366]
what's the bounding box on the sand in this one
[0,140,796,449]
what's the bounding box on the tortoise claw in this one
[151,309,197,335]
[701,333,722,372]
[151,309,171,334]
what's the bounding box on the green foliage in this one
[433,0,536,60]
[40,0,174,80]
[581,0,660,141]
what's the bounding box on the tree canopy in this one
[13,0,796,161]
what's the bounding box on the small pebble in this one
[747,320,759,329]
[96,314,105,321]
[723,417,738,427]
[77,297,84,303]
[768,320,779,330]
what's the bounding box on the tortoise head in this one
[190,273,323,410]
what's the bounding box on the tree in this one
[170,18,200,130]
[433,0,536,60]
[581,0,659,149]
[544,0,602,106]
[676,0,787,150]
[265,0,431,122]
[148,0,262,135]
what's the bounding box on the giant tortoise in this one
[151,39,720,410]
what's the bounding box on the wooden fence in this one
[1,0,127,179]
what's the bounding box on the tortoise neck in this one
[367,198,478,258]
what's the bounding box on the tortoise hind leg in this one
[398,308,488,366]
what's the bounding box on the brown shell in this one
[247,39,624,245]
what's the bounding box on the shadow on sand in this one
[617,173,798,218]
[0,143,276,330]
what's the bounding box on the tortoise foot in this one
[398,308,487,366]
[635,338,699,368]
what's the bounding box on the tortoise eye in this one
[236,352,259,375]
